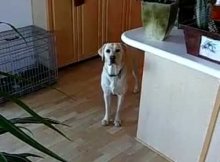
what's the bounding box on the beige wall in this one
[31,0,48,30]
[0,0,33,31]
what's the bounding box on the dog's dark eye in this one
[115,49,120,53]
[106,49,111,53]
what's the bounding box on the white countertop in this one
[121,27,220,79]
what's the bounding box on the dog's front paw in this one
[101,119,110,126]
[114,120,122,127]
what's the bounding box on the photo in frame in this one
[199,36,220,62]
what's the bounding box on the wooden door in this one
[51,0,76,67]
[76,0,101,61]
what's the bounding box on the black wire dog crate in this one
[0,25,58,103]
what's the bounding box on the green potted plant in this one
[0,73,70,162]
[0,22,69,162]
[141,0,179,41]
[181,0,220,57]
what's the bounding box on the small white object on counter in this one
[199,36,220,62]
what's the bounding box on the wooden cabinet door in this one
[101,0,127,42]
[51,0,77,67]
[76,0,101,61]
[101,0,141,42]
[127,0,142,29]
[126,0,144,70]
[49,0,142,67]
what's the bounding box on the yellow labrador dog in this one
[98,43,139,127]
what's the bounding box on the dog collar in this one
[107,66,124,78]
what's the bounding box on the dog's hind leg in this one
[102,93,111,126]
[132,58,140,93]
[114,94,124,127]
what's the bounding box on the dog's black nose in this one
[110,55,116,64]
[110,55,116,60]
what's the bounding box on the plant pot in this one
[141,1,178,41]
[181,24,220,56]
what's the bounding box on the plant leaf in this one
[2,154,31,162]
[9,153,42,158]
[0,71,31,83]
[0,127,7,135]
[17,126,33,137]
[0,117,69,135]
[0,91,71,141]
[10,117,69,127]
[0,126,34,136]
[0,22,27,44]
[0,114,68,162]
[2,152,42,162]
[0,152,7,162]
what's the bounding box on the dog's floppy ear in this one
[98,44,107,61]
[120,43,127,52]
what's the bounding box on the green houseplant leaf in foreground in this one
[0,88,70,162]
[0,117,69,135]
[1,152,42,162]
[0,22,69,162]
[0,152,7,162]
[0,21,27,44]
[0,91,71,141]
[10,117,69,126]
[0,113,67,162]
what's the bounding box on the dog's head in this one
[98,43,126,66]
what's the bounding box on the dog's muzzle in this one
[110,55,116,64]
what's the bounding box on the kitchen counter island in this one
[122,28,220,162]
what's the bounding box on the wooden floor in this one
[0,58,169,162]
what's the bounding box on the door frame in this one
[47,0,54,31]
